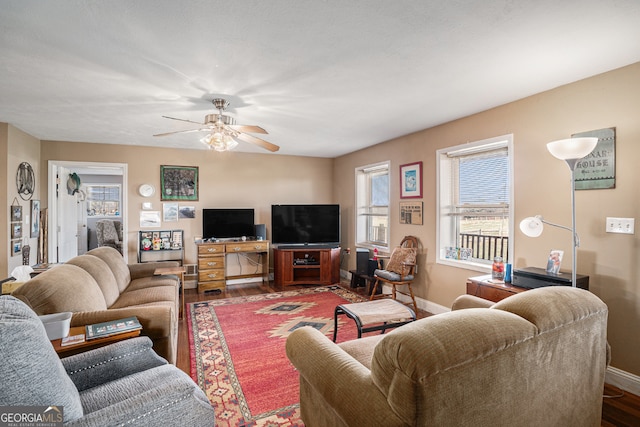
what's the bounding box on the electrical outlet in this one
[605,217,635,234]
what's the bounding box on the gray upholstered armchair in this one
[95,219,123,254]
[0,296,214,426]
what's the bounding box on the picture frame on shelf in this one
[160,165,199,201]
[400,161,423,199]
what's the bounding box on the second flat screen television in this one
[202,208,255,240]
[271,204,340,247]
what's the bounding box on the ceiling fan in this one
[154,98,279,152]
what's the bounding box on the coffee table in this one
[154,266,186,319]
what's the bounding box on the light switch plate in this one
[606,217,635,234]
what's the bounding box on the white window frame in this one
[355,161,390,252]
[85,183,122,218]
[436,134,514,273]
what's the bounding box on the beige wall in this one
[3,61,638,378]
[40,141,334,266]
[2,125,40,278]
[335,62,640,376]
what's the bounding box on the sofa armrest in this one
[286,327,405,426]
[69,306,174,339]
[451,294,494,311]
[128,261,179,280]
[62,337,167,391]
[64,381,214,426]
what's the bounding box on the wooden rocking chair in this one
[369,236,419,313]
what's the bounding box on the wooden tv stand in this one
[273,247,341,286]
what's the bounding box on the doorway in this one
[48,161,128,262]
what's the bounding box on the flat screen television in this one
[271,204,340,247]
[202,208,255,240]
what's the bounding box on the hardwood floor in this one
[176,281,640,426]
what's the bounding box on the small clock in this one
[138,184,155,198]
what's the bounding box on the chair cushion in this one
[385,247,416,274]
[374,269,414,282]
[0,296,84,422]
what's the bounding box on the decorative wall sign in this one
[160,165,199,201]
[399,161,423,199]
[16,162,35,200]
[399,201,423,225]
[572,127,615,190]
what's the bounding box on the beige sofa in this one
[12,247,180,364]
[286,287,609,426]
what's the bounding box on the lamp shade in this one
[519,216,544,237]
[546,137,598,161]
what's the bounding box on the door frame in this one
[48,160,128,261]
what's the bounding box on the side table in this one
[52,325,141,357]
[466,275,527,303]
[154,266,186,319]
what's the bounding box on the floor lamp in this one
[519,137,598,287]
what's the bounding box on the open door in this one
[48,161,128,262]
[56,166,79,262]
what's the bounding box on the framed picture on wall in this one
[399,161,423,199]
[30,200,40,238]
[11,205,22,222]
[160,165,199,201]
[11,223,22,239]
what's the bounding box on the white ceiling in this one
[1,1,639,158]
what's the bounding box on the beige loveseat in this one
[12,247,180,364]
[286,287,609,426]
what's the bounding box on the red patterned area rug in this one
[187,285,366,426]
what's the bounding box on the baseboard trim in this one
[606,366,640,396]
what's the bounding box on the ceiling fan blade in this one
[227,124,268,134]
[161,115,204,125]
[235,132,280,152]
[153,128,211,137]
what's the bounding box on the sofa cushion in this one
[87,246,132,293]
[66,254,120,307]
[110,287,178,310]
[12,264,107,314]
[0,296,84,422]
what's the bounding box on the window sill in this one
[437,257,491,274]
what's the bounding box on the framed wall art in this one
[399,201,423,225]
[30,200,40,238]
[11,223,22,239]
[11,204,22,222]
[160,165,199,201]
[163,203,179,222]
[572,127,616,190]
[400,161,423,199]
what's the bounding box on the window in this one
[86,184,121,217]
[356,162,390,250]
[437,135,513,270]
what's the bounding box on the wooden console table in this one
[197,241,270,292]
[466,275,527,303]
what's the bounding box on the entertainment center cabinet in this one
[273,247,341,286]
[197,241,270,292]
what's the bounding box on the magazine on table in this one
[85,316,142,340]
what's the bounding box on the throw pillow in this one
[385,247,417,274]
